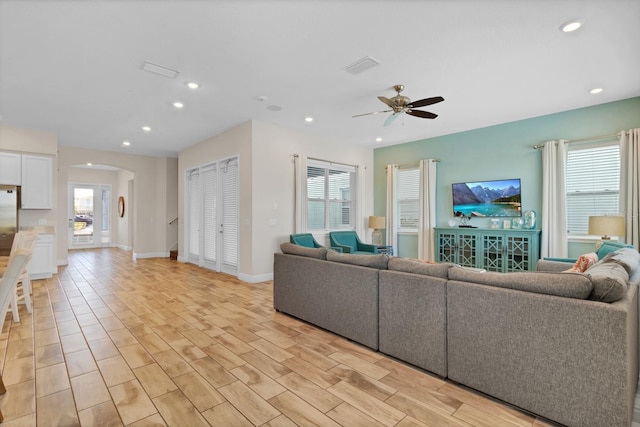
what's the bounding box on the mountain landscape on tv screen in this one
[452,182,520,205]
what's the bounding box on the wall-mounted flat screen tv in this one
[452,178,522,217]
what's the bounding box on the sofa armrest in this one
[536,259,573,272]
[356,242,378,253]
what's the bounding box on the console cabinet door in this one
[0,152,21,185]
[435,228,540,271]
[21,154,52,209]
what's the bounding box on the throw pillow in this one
[584,261,629,303]
[596,241,634,259]
[564,252,598,273]
[280,242,327,260]
[600,247,640,274]
[326,250,389,269]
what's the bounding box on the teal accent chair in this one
[289,233,343,252]
[289,233,322,248]
[329,231,378,254]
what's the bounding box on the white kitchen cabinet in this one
[0,151,22,185]
[21,154,52,209]
[28,234,55,279]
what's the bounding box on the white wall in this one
[251,120,374,278]
[178,119,374,282]
[116,169,134,250]
[178,121,253,272]
[57,146,175,264]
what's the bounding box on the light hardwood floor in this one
[0,247,585,426]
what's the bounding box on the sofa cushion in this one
[584,261,629,303]
[448,267,593,299]
[596,241,634,259]
[387,257,452,279]
[280,242,327,260]
[600,247,640,275]
[326,250,389,269]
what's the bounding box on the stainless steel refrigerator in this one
[0,185,19,256]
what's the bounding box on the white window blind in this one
[306,159,356,231]
[222,159,239,269]
[566,142,620,235]
[188,170,201,257]
[202,164,217,263]
[398,168,420,230]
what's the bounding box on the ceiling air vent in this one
[141,61,180,79]
[344,56,381,75]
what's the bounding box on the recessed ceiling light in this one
[121,141,131,147]
[142,126,151,132]
[560,20,581,32]
[86,162,93,166]
[186,82,199,89]
[375,137,382,142]
[589,87,604,94]
[173,101,184,108]
[304,116,314,123]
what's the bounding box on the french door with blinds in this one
[186,156,239,275]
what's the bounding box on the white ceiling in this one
[1,0,639,158]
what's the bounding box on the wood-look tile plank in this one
[329,352,390,380]
[276,372,343,413]
[97,356,136,387]
[173,371,226,412]
[201,402,253,427]
[77,401,124,427]
[282,356,340,389]
[152,389,210,427]
[329,364,396,401]
[70,370,111,411]
[35,362,70,398]
[385,392,474,427]
[2,356,34,386]
[326,402,387,427]
[65,349,98,378]
[218,380,281,425]
[35,389,80,427]
[109,379,158,425]
[268,390,341,427]
[137,333,172,355]
[202,343,246,369]
[152,349,194,378]
[189,356,236,388]
[132,363,178,398]
[0,380,35,421]
[119,343,155,369]
[327,381,406,427]
[453,403,524,427]
[127,413,167,427]
[230,363,287,400]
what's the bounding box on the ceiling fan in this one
[353,84,444,126]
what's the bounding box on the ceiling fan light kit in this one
[354,84,444,126]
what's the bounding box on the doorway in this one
[68,184,111,249]
[186,156,239,275]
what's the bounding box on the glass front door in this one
[69,184,111,249]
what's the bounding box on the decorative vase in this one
[523,210,537,229]
[511,217,524,229]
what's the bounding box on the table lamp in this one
[368,216,386,246]
[588,215,625,248]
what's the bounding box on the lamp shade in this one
[588,216,625,239]
[368,216,386,229]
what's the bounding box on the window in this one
[566,142,620,235]
[306,159,356,231]
[397,168,420,230]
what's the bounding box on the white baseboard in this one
[133,252,170,260]
[177,256,188,263]
[116,244,133,251]
[57,258,68,266]
[238,272,273,283]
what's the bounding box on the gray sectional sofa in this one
[273,242,640,427]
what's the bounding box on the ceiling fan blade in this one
[383,113,400,127]
[352,109,392,118]
[408,96,444,108]
[378,96,395,108]
[407,109,438,119]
